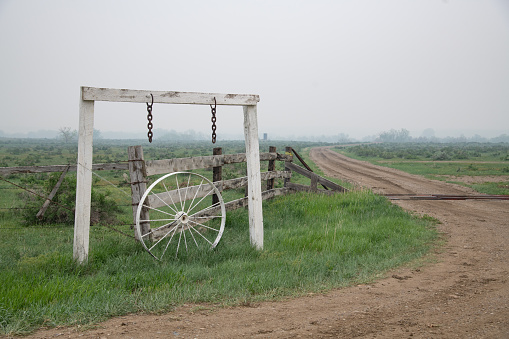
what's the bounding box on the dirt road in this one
[24,147,509,338]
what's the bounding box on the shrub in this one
[21,173,122,226]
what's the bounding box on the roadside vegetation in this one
[335,143,509,195]
[0,139,438,335]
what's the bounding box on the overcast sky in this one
[1,0,508,140]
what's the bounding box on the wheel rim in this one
[135,172,226,260]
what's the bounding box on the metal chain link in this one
[210,97,217,143]
[146,94,154,143]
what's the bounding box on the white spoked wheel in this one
[135,172,226,260]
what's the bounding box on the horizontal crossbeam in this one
[81,87,260,106]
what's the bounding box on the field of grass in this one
[335,143,509,195]
[0,191,438,335]
[0,138,438,335]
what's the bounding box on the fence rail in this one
[0,145,347,234]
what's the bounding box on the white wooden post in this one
[243,105,263,249]
[74,96,94,263]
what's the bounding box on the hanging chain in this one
[146,94,154,143]
[210,97,217,143]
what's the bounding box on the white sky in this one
[0,0,508,140]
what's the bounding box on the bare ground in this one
[21,147,509,339]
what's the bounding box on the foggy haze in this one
[0,0,508,141]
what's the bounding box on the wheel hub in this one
[175,211,189,225]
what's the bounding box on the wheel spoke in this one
[162,180,179,213]
[187,187,216,215]
[189,224,214,246]
[188,219,220,232]
[188,201,221,218]
[139,218,176,223]
[160,225,179,260]
[152,186,179,215]
[175,175,185,211]
[187,226,199,247]
[149,223,179,252]
[140,220,177,239]
[192,215,222,220]
[175,229,183,258]
[141,203,175,217]
[182,173,192,209]
[186,179,205,215]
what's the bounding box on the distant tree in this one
[58,127,77,143]
[421,128,435,139]
[94,129,103,140]
[378,128,411,143]
[491,134,509,143]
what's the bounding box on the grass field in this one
[335,143,509,195]
[0,139,439,335]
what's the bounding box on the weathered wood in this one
[82,87,260,106]
[73,98,94,264]
[147,171,291,210]
[36,165,70,220]
[267,146,277,190]
[285,162,348,192]
[284,146,293,188]
[145,152,290,177]
[0,153,290,176]
[0,162,128,175]
[212,147,222,205]
[243,105,264,250]
[224,153,247,164]
[291,147,328,191]
[128,146,150,239]
[196,187,290,216]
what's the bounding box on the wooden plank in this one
[291,147,328,190]
[145,155,222,177]
[128,146,150,239]
[147,171,291,209]
[285,162,348,192]
[243,105,264,250]
[223,153,247,164]
[82,87,260,106]
[145,152,289,177]
[73,98,94,264]
[267,146,277,190]
[284,146,293,188]
[212,147,222,206]
[196,187,290,216]
[36,165,69,220]
[0,162,128,175]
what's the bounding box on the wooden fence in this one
[127,145,347,234]
[0,145,347,231]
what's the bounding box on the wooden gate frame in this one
[74,86,263,263]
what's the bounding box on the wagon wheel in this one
[135,172,226,260]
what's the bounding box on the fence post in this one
[243,104,263,250]
[267,146,276,190]
[73,98,94,264]
[284,146,293,188]
[212,147,222,205]
[128,146,150,239]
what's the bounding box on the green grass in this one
[0,191,438,335]
[336,143,509,194]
